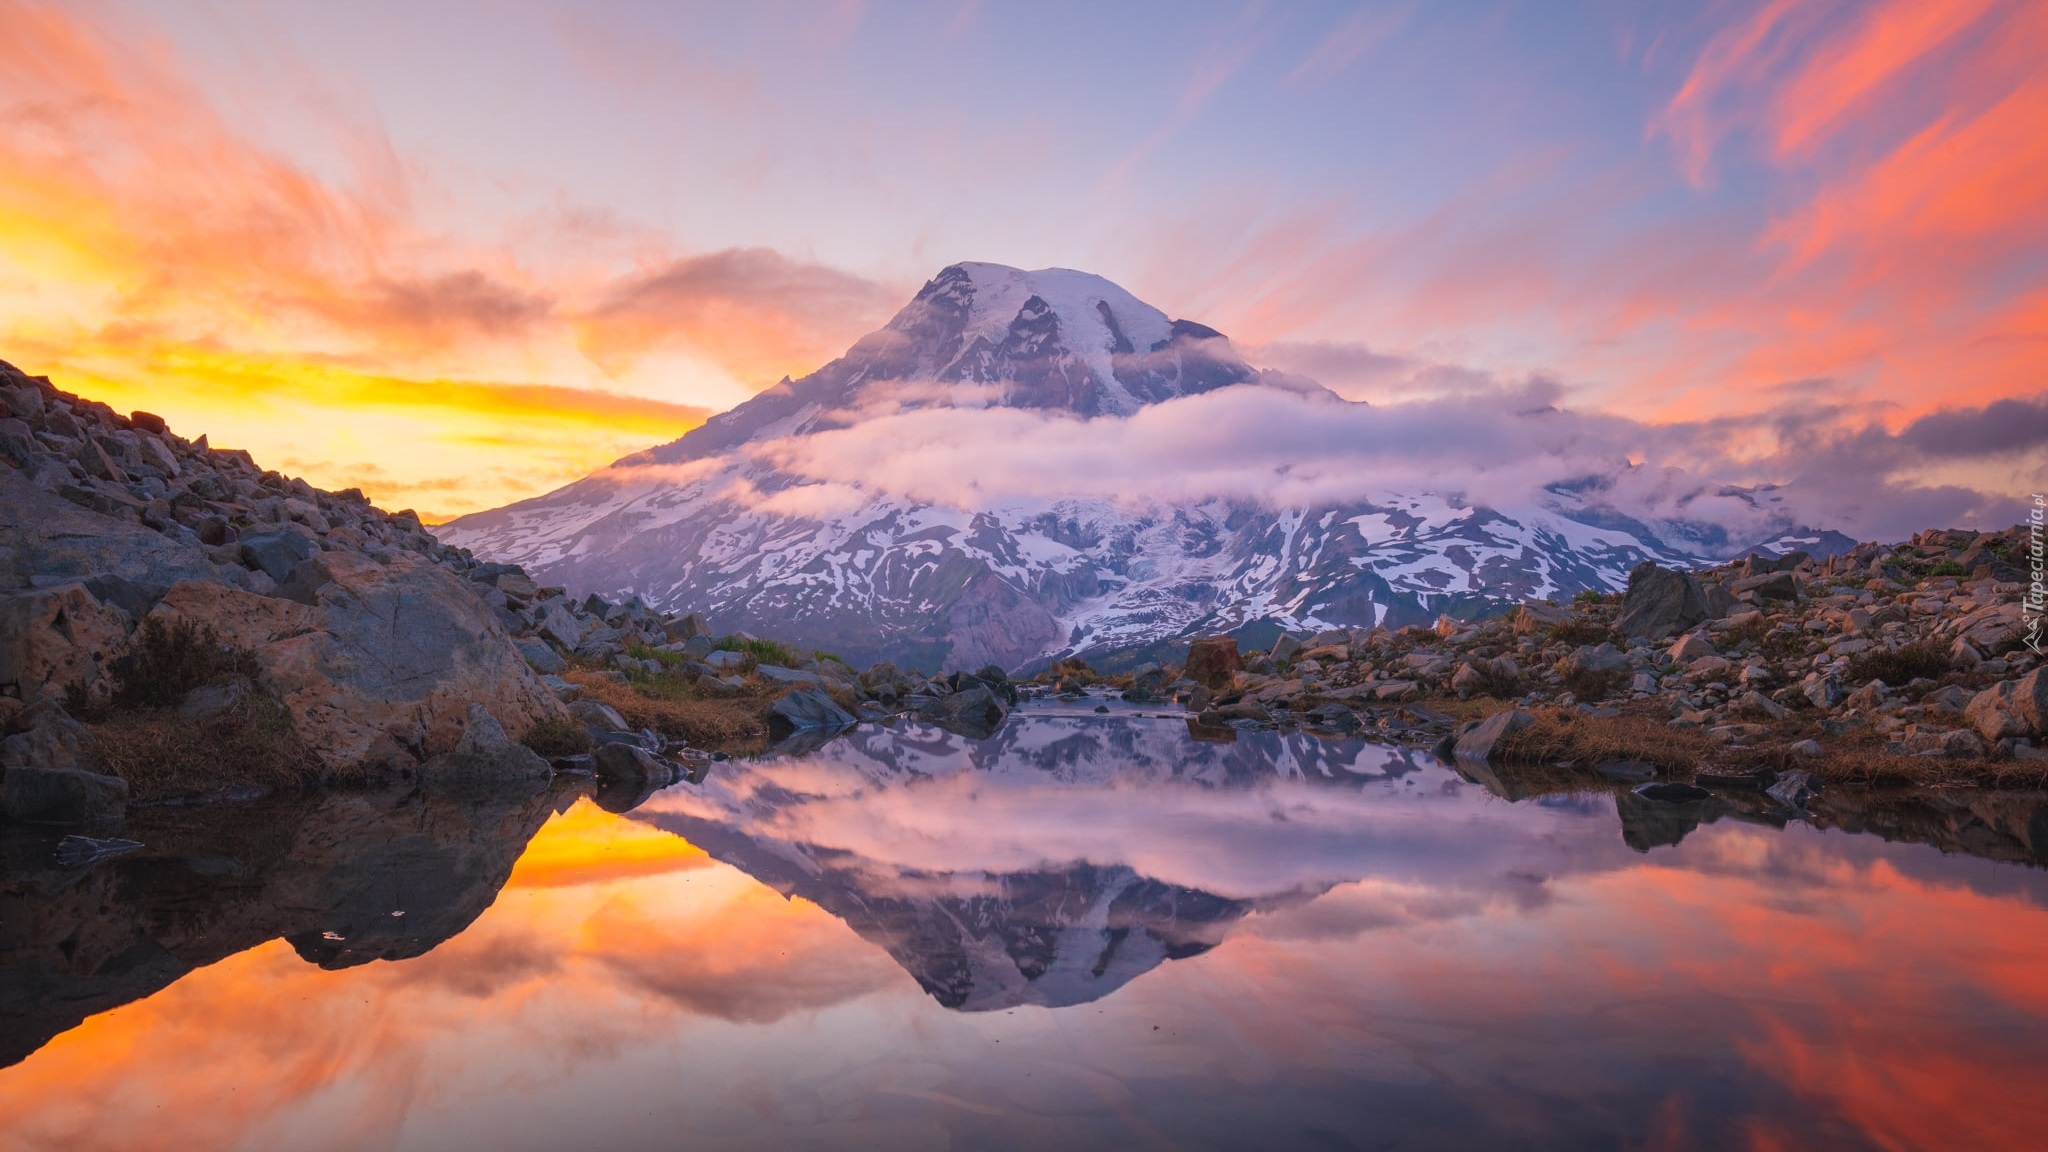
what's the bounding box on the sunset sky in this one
[2,0,2043,522]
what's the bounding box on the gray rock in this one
[928,684,1010,734]
[1562,643,1631,676]
[0,702,89,770]
[1804,674,1848,710]
[755,664,824,687]
[237,530,316,583]
[3,764,129,825]
[1451,709,1534,763]
[515,639,566,675]
[1732,571,1800,601]
[680,635,716,659]
[176,678,250,721]
[1633,781,1712,803]
[1616,562,1709,640]
[538,603,584,651]
[1790,739,1823,758]
[567,699,630,732]
[594,742,678,788]
[1271,635,1303,664]
[768,688,856,733]
[663,612,709,642]
[703,649,747,670]
[1766,769,1815,808]
[1734,690,1789,720]
[419,704,552,789]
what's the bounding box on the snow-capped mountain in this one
[439,262,1833,672]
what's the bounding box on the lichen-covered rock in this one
[148,553,568,770]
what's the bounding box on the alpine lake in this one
[4,698,2045,1152]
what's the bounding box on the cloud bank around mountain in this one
[686,378,2044,550]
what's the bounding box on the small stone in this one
[1789,739,1822,758]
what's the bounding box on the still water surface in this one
[4,708,2047,1150]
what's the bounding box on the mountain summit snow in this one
[439,262,1837,672]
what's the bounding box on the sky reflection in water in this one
[3,713,2046,1151]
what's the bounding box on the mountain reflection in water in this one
[2,711,2046,1151]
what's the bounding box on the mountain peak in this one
[634,261,1258,466]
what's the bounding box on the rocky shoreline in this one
[3,362,2045,832]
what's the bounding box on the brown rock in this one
[1184,636,1240,689]
[1966,669,2048,744]
[0,583,133,704]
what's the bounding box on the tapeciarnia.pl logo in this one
[2026,494,2044,656]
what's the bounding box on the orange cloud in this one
[0,3,875,519]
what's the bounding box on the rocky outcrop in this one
[0,363,620,799]
[147,555,566,770]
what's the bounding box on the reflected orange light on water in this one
[1,805,2043,1151]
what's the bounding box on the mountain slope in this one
[440,262,1830,672]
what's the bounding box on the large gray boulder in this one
[148,552,569,771]
[1615,562,1709,641]
[1966,669,2048,744]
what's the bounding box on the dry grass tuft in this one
[565,670,773,749]
[87,692,330,801]
[1494,708,1716,773]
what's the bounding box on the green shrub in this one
[108,616,260,709]
[626,643,690,668]
[714,635,799,668]
[1924,560,1969,578]
[1571,589,1611,605]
